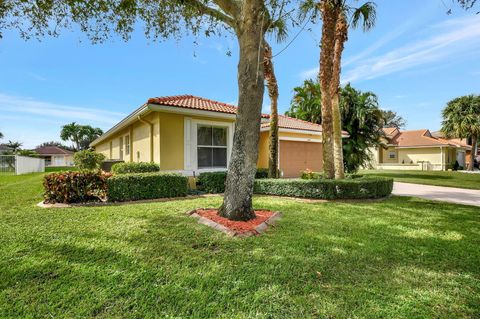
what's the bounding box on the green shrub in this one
[74,150,105,171]
[254,177,393,200]
[107,172,188,202]
[197,169,275,193]
[197,172,227,193]
[43,171,112,204]
[111,162,160,174]
[300,170,364,180]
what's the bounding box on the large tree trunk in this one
[263,42,279,178]
[318,0,338,179]
[218,0,265,221]
[468,135,477,171]
[331,12,348,179]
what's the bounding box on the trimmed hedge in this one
[107,172,188,202]
[111,162,160,174]
[197,172,227,193]
[254,177,393,200]
[43,171,111,204]
[197,169,273,193]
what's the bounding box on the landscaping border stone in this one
[187,208,282,237]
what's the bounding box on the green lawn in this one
[1,174,479,318]
[362,169,480,190]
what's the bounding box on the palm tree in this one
[6,140,22,153]
[286,79,322,124]
[330,1,376,179]
[317,0,339,179]
[441,94,480,171]
[263,42,280,178]
[0,131,3,139]
[60,122,82,151]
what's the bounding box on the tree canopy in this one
[381,110,406,129]
[60,122,103,151]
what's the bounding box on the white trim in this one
[183,118,234,171]
[184,117,193,170]
[279,137,322,143]
[148,104,236,120]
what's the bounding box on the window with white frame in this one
[197,125,227,168]
[389,151,396,159]
[124,135,130,156]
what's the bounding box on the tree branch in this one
[184,0,236,28]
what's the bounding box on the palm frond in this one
[351,1,377,32]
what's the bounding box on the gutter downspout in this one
[138,115,154,163]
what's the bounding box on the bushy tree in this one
[381,110,406,129]
[74,150,106,171]
[287,81,385,172]
[0,0,295,220]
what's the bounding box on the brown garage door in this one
[280,141,323,178]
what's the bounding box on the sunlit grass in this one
[362,169,480,189]
[0,174,479,318]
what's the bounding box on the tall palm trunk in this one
[219,0,266,221]
[263,42,279,178]
[330,12,348,179]
[318,0,338,179]
[468,135,477,171]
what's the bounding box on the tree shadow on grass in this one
[1,196,479,318]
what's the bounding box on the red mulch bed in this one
[196,209,275,234]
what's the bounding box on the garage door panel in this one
[280,141,323,178]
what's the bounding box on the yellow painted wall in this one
[380,146,398,163]
[397,147,441,165]
[160,112,184,170]
[257,132,269,168]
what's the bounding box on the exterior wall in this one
[257,132,270,169]
[370,146,464,171]
[380,146,398,164]
[93,111,235,173]
[160,112,184,170]
[397,147,441,166]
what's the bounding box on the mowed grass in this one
[362,169,480,190]
[0,174,479,318]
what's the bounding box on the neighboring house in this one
[369,128,470,171]
[0,144,12,154]
[91,95,343,178]
[34,146,74,167]
[431,131,478,167]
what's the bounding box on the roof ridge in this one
[278,114,322,127]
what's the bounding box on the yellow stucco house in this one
[91,95,331,178]
[369,128,471,171]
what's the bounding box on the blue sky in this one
[0,0,479,149]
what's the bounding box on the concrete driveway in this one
[393,182,480,207]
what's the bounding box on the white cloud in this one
[342,15,480,83]
[0,93,125,126]
[0,93,127,148]
[299,15,480,84]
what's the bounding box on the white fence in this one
[0,155,45,175]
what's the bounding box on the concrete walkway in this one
[393,182,480,207]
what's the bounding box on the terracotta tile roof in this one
[147,95,322,131]
[382,127,400,137]
[387,129,457,147]
[35,146,74,155]
[431,131,472,149]
[148,95,239,115]
[261,115,323,132]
